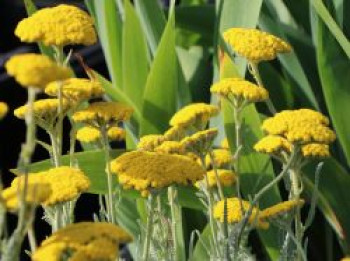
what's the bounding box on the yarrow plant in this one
[0,1,348,261]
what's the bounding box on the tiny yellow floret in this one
[211,78,269,104]
[107,127,126,142]
[15,4,97,46]
[0,102,8,119]
[260,199,305,220]
[169,103,219,129]
[137,134,165,151]
[76,126,101,144]
[223,28,291,63]
[254,135,292,154]
[154,141,185,155]
[220,138,229,149]
[205,149,232,169]
[5,53,71,88]
[45,78,104,102]
[213,198,269,229]
[301,143,330,158]
[181,128,218,154]
[196,169,236,188]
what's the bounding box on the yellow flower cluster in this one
[76,126,126,144]
[45,78,104,102]
[137,134,165,151]
[213,197,269,229]
[110,151,205,196]
[154,141,185,155]
[15,4,97,46]
[32,222,132,261]
[196,169,236,188]
[14,99,70,128]
[223,28,291,63]
[301,143,330,158]
[260,199,305,220]
[211,78,269,103]
[254,135,292,154]
[181,128,218,154]
[205,149,232,169]
[164,125,186,141]
[0,102,8,119]
[261,109,336,145]
[72,102,133,126]
[220,138,229,149]
[11,167,90,206]
[169,103,219,130]
[5,53,71,88]
[1,183,52,211]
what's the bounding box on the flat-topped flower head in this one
[196,169,236,189]
[46,78,104,102]
[11,167,90,206]
[205,149,232,169]
[261,109,336,144]
[76,126,126,144]
[260,199,305,220]
[5,53,71,88]
[15,4,97,46]
[0,102,8,119]
[154,141,185,155]
[14,99,71,129]
[1,183,52,211]
[164,125,186,141]
[211,78,269,105]
[254,135,292,154]
[181,128,218,156]
[223,28,291,63]
[213,197,269,229]
[72,102,133,127]
[110,151,205,196]
[107,127,126,142]
[32,222,132,261]
[137,134,165,151]
[301,143,330,158]
[169,103,219,130]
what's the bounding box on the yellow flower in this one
[164,125,186,141]
[5,53,71,88]
[254,135,292,154]
[341,258,350,261]
[260,199,305,220]
[107,127,126,142]
[211,78,269,104]
[72,102,133,127]
[110,151,205,195]
[181,128,218,155]
[301,143,330,158]
[11,167,90,206]
[261,109,336,144]
[154,141,185,155]
[213,197,269,229]
[223,28,291,63]
[0,102,8,119]
[169,103,219,129]
[205,149,232,169]
[14,99,71,129]
[137,134,165,151]
[196,169,236,188]
[221,138,229,149]
[15,4,97,46]
[45,78,104,102]
[32,222,132,261]
[1,183,52,211]
[76,126,101,144]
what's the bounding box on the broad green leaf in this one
[190,225,211,261]
[139,8,177,135]
[23,0,55,58]
[314,7,350,166]
[122,0,149,110]
[311,0,350,58]
[303,158,350,252]
[259,13,320,110]
[87,0,124,88]
[134,0,166,55]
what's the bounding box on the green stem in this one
[209,150,225,200]
[101,125,116,224]
[27,225,37,252]
[248,62,276,115]
[142,193,155,261]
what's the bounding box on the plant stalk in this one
[142,193,155,261]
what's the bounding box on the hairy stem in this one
[142,193,155,261]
